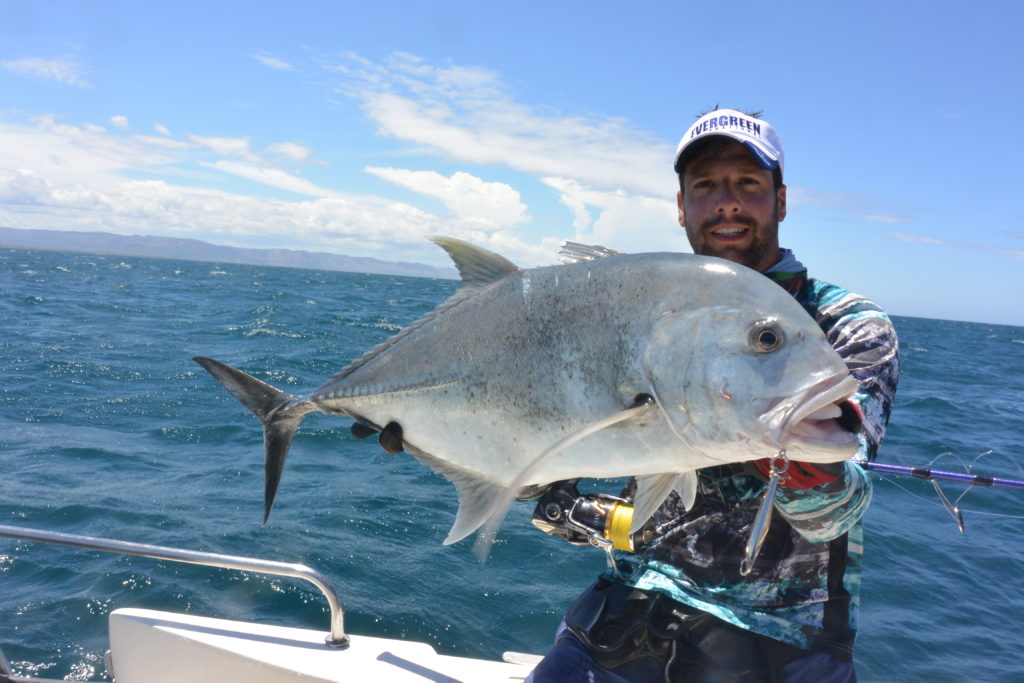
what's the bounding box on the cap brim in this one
[674,135,780,174]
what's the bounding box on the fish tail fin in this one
[193,356,311,522]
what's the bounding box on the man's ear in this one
[776,184,787,222]
[677,190,686,227]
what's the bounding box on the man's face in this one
[677,140,787,273]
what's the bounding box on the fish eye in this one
[749,321,784,353]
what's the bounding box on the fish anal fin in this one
[430,236,520,289]
[403,446,504,546]
[445,477,506,546]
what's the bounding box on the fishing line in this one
[870,475,1024,523]
[862,456,1024,529]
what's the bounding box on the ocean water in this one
[1,247,1022,682]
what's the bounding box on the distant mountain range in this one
[0,226,457,280]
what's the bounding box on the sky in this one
[1,1,1022,326]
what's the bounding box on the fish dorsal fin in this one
[329,238,516,386]
[558,241,623,263]
[631,473,692,534]
[430,236,520,288]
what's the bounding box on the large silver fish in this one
[195,237,859,546]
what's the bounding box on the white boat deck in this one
[0,524,542,683]
[108,608,539,683]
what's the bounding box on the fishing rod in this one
[858,460,1024,533]
[859,461,1024,490]
[538,455,1023,572]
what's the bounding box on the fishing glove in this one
[751,458,845,489]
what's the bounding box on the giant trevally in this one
[194,237,860,547]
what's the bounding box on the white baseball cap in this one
[673,109,784,178]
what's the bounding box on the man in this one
[527,109,900,682]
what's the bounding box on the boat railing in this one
[0,644,12,677]
[0,523,350,654]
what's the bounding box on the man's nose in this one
[714,184,741,213]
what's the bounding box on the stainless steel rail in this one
[0,643,12,676]
[0,523,350,648]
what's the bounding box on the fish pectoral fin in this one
[631,472,694,534]
[468,401,664,559]
[675,470,698,510]
[430,236,520,289]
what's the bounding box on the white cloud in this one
[365,167,527,230]
[1,56,91,88]
[110,115,130,130]
[886,232,1024,260]
[265,141,313,163]
[204,161,341,198]
[187,134,261,161]
[861,213,912,223]
[133,134,193,150]
[0,54,695,269]
[250,53,294,71]
[788,187,919,228]
[328,54,675,199]
[888,232,944,245]
[541,177,684,254]
[0,166,554,266]
[0,117,173,183]
[0,114,555,267]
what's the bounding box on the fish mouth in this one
[765,373,861,463]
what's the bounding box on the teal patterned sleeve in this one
[775,281,900,542]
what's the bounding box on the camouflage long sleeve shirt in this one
[612,255,900,660]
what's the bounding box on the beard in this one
[690,201,781,272]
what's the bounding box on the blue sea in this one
[2,247,1022,682]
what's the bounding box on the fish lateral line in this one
[315,376,465,402]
